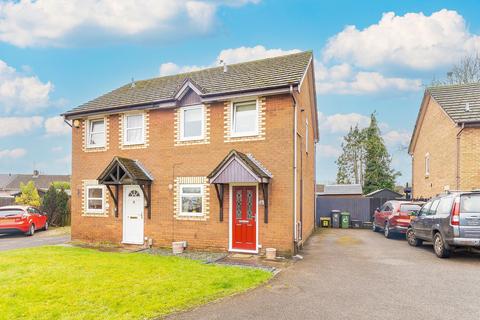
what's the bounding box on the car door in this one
[423,199,440,241]
[375,203,386,226]
[414,201,432,239]
[30,207,43,229]
[381,202,393,227]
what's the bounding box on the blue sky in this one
[0,0,479,186]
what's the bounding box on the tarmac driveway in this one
[0,227,70,251]
[170,228,480,320]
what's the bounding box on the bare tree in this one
[432,53,480,86]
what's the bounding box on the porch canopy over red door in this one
[207,150,272,223]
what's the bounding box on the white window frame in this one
[231,100,259,137]
[425,153,430,177]
[305,118,309,154]
[179,105,205,141]
[85,185,105,214]
[123,113,145,146]
[86,118,106,149]
[179,184,204,217]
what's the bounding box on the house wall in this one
[295,62,317,246]
[411,97,458,198]
[71,93,306,255]
[459,127,480,191]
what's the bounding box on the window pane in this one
[183,108,203,138]
[461,194,480,213]
[88,188,103,199]
[436,198,454,215]
[182,186,201,194]
[181,196,202,213]
[88,199,103,210]
[89,132,105,146]
[234,102,257,133]
[126,128,142,143]
[91,120,104,133]
[236,190,242,219]
[126,114,143,128]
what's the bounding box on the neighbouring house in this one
[0,171,71,206]
[365,188,403,199]
[409,83,480,198]
[62,51,318,255]
[316,184,363,198]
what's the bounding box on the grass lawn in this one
[0,246,271,320]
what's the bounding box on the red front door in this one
[232,186,257,251]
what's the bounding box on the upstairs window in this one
[124,113,144,145]
[425,153,430,177]
[232,100,258,136]
[180,105,204,140]
[86,118,105,148]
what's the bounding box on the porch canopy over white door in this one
[97,156,153,219]
[208,150,272,223]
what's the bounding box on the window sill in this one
[178,213,204,217]
[82,213,108,217]
[179,136,205,142]
[229,132,259,138]
[123,141,145,146]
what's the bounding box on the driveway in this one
[169,228,480,320]
[0,227,70,251]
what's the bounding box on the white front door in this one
[123,185,144,244]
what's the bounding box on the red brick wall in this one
[71,78,316,255]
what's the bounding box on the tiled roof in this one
[63,51,312,117]
[98,157,153,183]
[428,83,480,123]
[1,174,70,191]
[317,184,363,195]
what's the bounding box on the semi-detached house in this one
[62,51,318,255]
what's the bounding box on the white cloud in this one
[0,60,53,113]
[44,116,70,135]
[159,45,300,76]
[318,112,370,133]
[0,0,258,47]
[315,61,422,94]
[383,130,411,147]
[0,116,43,137]
[322,9,480,70]
[0,148,26,159]
[317,144,341,158]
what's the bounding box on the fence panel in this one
[316,196,372,225]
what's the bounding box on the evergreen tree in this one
[15,181,41,207]
[335,125,366,184]
[41,185,71,226]
[363,113,400,194]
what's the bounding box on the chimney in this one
[220,60,227,73]
[130,77,136,88]
[33,170,39,178]
[465,102,470,112]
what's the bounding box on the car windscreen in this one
[460,194,480,213]
[0,209,23,217]
[399,204,421,213]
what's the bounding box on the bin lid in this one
[331,210,341,213]
[341,211,351,216]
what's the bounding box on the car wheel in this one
[26,224,35,236]
[43,221,49,231]
[384,222,392,239]
[406,228,422,247]
[372,222,380,232]
[433,233,451,258]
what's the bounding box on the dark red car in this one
[372,201,423,238]
[0,205,48,236]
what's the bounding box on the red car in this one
[372,201,423,238]
[0,205,48,236]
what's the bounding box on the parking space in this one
[171,228,480,320]
[0,228,70,251]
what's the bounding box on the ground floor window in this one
[179,184,204,216]
[85,185,105,214]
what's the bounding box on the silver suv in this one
[406,191,480,258]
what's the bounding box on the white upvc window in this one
[305,118,309,154]
[425,153,430,177]
[123,113,145,145]
[85,185,105,214]
[180,105,204,140]
[231,100,258,137]
[86,118,105,148]
[179,184,204,216]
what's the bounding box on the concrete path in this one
[169,228,480,320]
[0,228,70,251]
